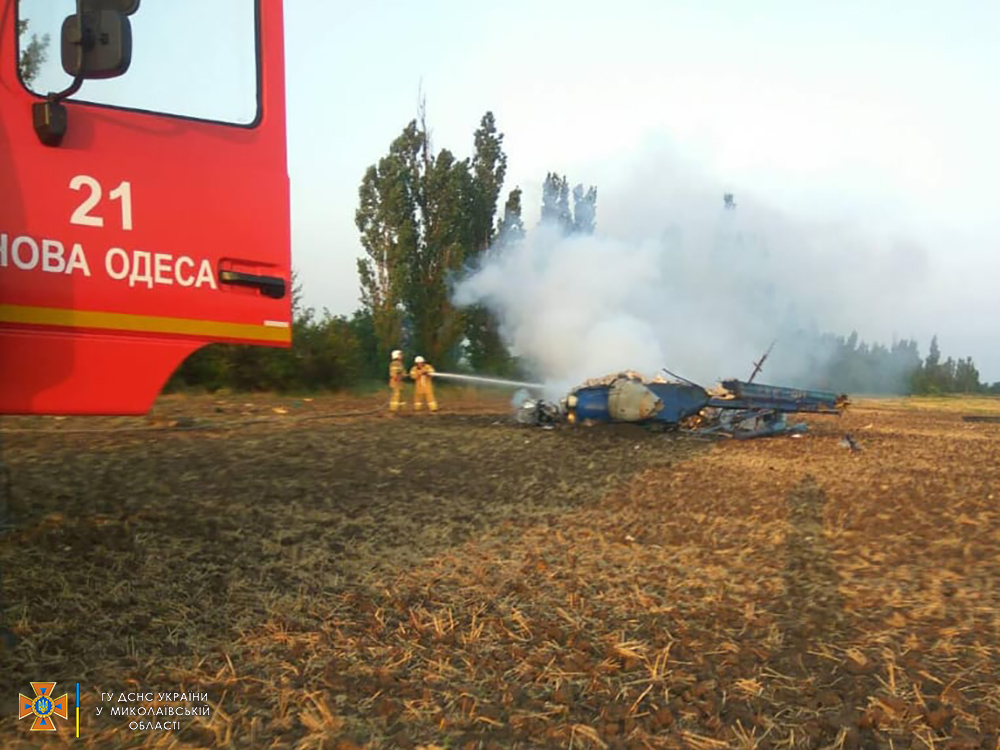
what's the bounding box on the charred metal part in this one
[511,389,562,428]
[748,340,776,384]
[708,379,847,415]
[514,398,561,428]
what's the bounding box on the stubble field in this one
[1,389,999,750]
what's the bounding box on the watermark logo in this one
[18,682,69,732]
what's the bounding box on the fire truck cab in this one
[0,0,291,415]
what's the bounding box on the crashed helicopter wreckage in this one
[513,371,849,438]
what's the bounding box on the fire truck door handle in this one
[218,270,287,299]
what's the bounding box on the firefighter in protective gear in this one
[388,349,406,413]
[409,356,438,412]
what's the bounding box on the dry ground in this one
[1,390,999,750]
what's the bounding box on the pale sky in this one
[20,0,1000,379]
[283,0,999,378]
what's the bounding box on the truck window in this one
[16,0,260,126]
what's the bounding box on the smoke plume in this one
[453,149,932,395]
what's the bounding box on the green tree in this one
[349,308,383,381]
[469,112,507,255]
[497,186,525,244]
[925,335,941,369]
[464,113,513,373]
[17,19,50,86]
[357,104,507,369]
[407,137,473,365]
[541,173,597,236]
[289,309,364,390]
[954,356,980,393]
[781,328,965,396]
[921,335,943,392]
[290,268,305,319]
[355,123,420,365]
[540,172,573,233]
[942,356,957,391]
[572,184,597,234]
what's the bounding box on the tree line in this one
[782,330,996,395]
[166,308,998,397]
[158,107,996,397]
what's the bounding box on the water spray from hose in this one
[431,372,545,390]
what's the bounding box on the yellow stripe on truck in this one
[0,304,291,343]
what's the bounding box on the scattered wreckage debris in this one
[513,371,849,439]
[511,391,561,429]
[839,433,863,451]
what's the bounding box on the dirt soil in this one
[1,392,999,750]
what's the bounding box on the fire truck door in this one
[0,0,290,415]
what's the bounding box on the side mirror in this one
[34,0,141,147]
[60,9,133,80]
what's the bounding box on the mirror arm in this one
[32,0,88,147]
[48,75,85,105]
[51,0,89,102]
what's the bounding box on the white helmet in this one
[415,356,425,364]
[391,349,402,359]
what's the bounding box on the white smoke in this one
[453,149,933,394]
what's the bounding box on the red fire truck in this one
[1,0,291,416]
